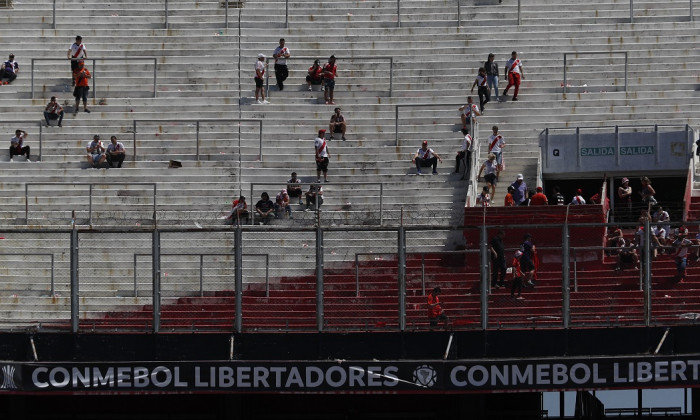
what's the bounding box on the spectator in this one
[287,172,303,205]
[618,177,633,218]
[476,186,491,207]
[639,176,656,205]
[427,287,448,327]
[589,187,607,205]
[477,153,498,200]
[9,129,30,162]
[470,67,491,113]
[86,134,106,168]
[510,251,525,299]
[255,192,275,225]
[412,140,442,176]
[254,53,269,104]
[571,189,586,205]
[224,195,248,224]
[530,186,548,205]
[275,189,292,219]
[272,38,290,91]
[510,174,527,206]
[72,60,91,115]
[520,233,536,287]
[323,55,337,105]
[487,126,506,174]
[306,59,323,91]
[484,53,499,101]
[651,225,668,256]
[106,136,125,168]
[44,96,64,127]
[552,185,565,205]
[305,183,323,211]
[328,107,346,141]
[458,96,481,129]
[455,127,472,178]
[606,226,624,255]
[67,35,87,86]
[673,227,692,282]
[314,129,330,182]
[504,185,515,207]
[652,205,671,238]
[615,242,639,271]
[490,230,507,288]
[1,53,18,84]
[503,51,524,101]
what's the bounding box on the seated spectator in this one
[255,192,275,225]
[275,189,292,219]
[530,187,548,205]
[477,153,498,200]
[287,172,303,205]
[427,287,448,327]
[1,53,18,84]
[412,140,442,175]
[606,226,624,255]
[306,59,323,91]
[504,185,515,207]
[652,205,671,236]
[651,225,668,256]
[86,135,106,168]
[224,195,248,224]
[476,186,490,207]
[106,136,125,168]
[458,96,481,129]
[44,96,64,127]
[615,243,639,271]
[305,184,323,211]
[328,107,346,141]
[9,129,30,162]
[571,189,586,205]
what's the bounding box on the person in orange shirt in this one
[504,185,515,207]
[529,186,548,205]
[427,287,448,327]
[72,60,91,115]
[510,251,525,300]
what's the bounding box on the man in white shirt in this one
[67,35,87,86]
[10,129,30,162]
[458,97,481,130]
[255,53,269,104]
[455,128,472,179]
[106,136,126,168]
[314,129,330,183]
[86,134,106,168]
[487,125,506,173]
[412,140,443,175]
[44,96,64,127]
[272,38,290,91]
[503,51,524,101]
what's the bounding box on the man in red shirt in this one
[427,287,448,327]
[529,186,548,205]
[323,55,337,105]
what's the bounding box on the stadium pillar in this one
[398,226,406,331]
[643,218,652,326]
[562,223,570,328]
[316,226,324,332]
[70,229,79,333]
[152,229,161,332]
[480,223,488,329]
[234,225,243,333]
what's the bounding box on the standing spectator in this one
[106,135,125,168]
[224,195,248,224]
[323,55,338,105]
[455,127,472,177]
[254,53,269,104]
[503,51,524,101]
[287,172,303,205]
[520,233,537,287]
[673,226,692,282]
[272,38,290,91]
[305,184,323,211]
[412,140,442,176]
[314,129,330,183]
[477,154,498,200]
[530,187,548,205]
[618,177,633,218]
[44,96,64,127]
[476,186,491,207]
[275,189,292,219]
[606,226,624,255]
[484,53,499,101]
[1,53,18,84]
[490,230,507,288]
[639,176,656,205]
[470,67,491,113]
[510,251,525,300]
[328,107,347,141]
[652,205,671,237]
[552,186,565,205]
[67,35,87,86]
[504,185,515,207]
[487,126,506,175]
[427,287,448,327]
[510,174,527,206]
[306,59,323,91]
[571,189,586,205]
[458,96,481,129]
[72,60,91,115]
[86,135,106,168]
[254,192,275,225]
[9,129,30,162]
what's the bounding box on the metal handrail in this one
[395,102,473,146]
[562,51,628,95]
[132,118,264,162]
[249,181,384,226]
[133,252,269,297]
[264,55,393,98]
[0,253,55,295]
[24,182,157,226]
[31,57,158,100]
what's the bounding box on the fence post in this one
[624,52,628,92]
[133,254,138,297]
[153,58,157,98]
[355,254,360,297]
[152,229,161,333]
[52,0,56,29]
[31,58,35,99]
[234,225,243,333]
[70,229,79,333]
[379,183,384,225]
[38,123,43,162]
[165,0,169,29]
[517,0,521,25]
[691,0,694,22]
[643,218,652,326]
[630,0,634,23]
[398,226,406,331]
[479,223,488,329]
[285,0,289,28]
[50,254,55,296]
[457,0,460,26]
[92,59,96,99]
[199,254,204,297]
[562,223,570,328]
[563,54,567,94]
[88,184,93,226]
[196,121,200,161]
[395,106,399,146]
[397,0,401,28]
[225,0,228,29]
[389,57,393,97]
[316,225,324,332]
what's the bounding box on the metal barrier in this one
[0,253,55,295]
[132,118,264,162]
[31,57,158,100]
[562,51,628,95]
[630,0,695,22]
